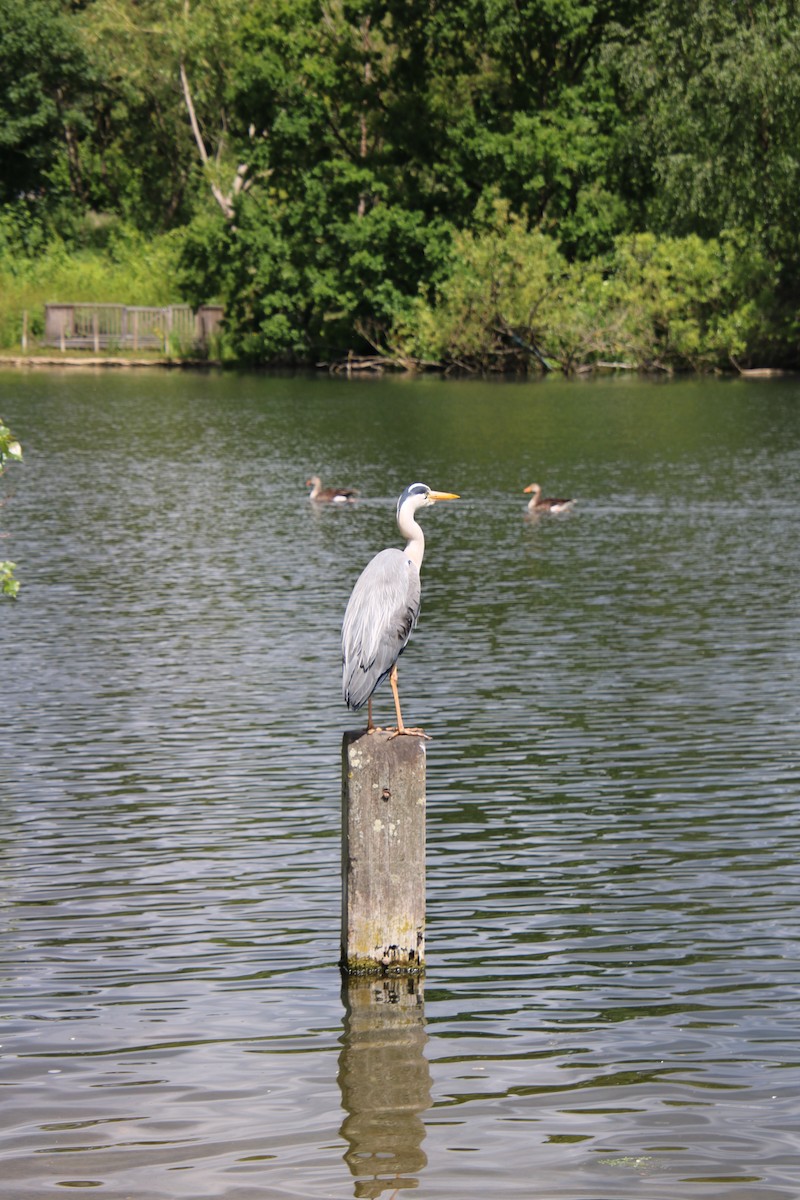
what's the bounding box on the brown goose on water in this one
[306,475,359,503]
[523,482,574,514]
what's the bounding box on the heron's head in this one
[397,482,460,518]
[306,475,321,487]
[523,483,540,494]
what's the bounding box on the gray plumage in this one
[342,546,420,710]
[341,482,459,732]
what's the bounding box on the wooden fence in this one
[43,303,224,352]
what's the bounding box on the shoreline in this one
[0,355,222,369]
[0,353,792,379]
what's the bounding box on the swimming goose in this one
[306,475,359,503]
[523,482,574,514]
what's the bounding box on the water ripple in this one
[3,372,800,1198]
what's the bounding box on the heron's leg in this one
[365,695,386,734]
[389,663,405,733]
[388,664,430,740]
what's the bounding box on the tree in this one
[364,0,641,252]
[5,0,796,366]
[0,0,93,208]
[179,0,647,359]
[74,0,254,228]
[611,1,800,276]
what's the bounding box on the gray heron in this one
[307,475,359,503]
[341,482,459,737]
[524,482,574,515]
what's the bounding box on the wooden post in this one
[341,730,426,974]
[93,310,99,353]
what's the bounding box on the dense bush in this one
[390,203,775,372]
[178,183,453,363]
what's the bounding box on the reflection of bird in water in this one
[342,482,459,737]
[306,474,358,503]
[524,482,574,515]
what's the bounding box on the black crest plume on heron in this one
[341,482,459,737]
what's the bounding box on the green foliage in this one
[73,0,268,229]
[391,203,774,373]
[610,1,800,288]
[594,231,774,371]
[0,215,187,349]
[0,420,22,470]
[179,175,453,361]
[0,0,94,206]
[0,560,18,598]
[2,0,800,367]
[229,0,637,247]
[0,418,22,598]
[391,198,566,369]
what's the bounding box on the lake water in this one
[2,367,800,1199]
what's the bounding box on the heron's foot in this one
[388,726,431,741]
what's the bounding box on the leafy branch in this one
[0,418,22,598]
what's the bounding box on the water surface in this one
[2,368,800,1198]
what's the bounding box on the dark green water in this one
[2,368,800,1199]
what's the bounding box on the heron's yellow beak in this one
[523,484,534,493]
[428,490,460,501]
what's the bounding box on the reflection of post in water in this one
[338,976,432,1198]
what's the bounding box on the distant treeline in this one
[2,0,799,371]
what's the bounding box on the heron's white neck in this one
[398,505,425,569]
[527,484,541,510]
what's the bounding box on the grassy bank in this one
[0,222,188,351]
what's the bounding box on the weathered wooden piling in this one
[341,730,426,974]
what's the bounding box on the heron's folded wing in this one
[341,548,421,709]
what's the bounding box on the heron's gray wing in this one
[341,548,421,710]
